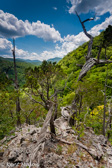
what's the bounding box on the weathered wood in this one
[78,58,97,81]
[50,113,56,136]
[31,105,54,162]
[68,111,76,126]
[76,11,94,60]
[78,58,112,81]
[12,39,21,127]
[76,12,112,81]
[38,104,54,143]
[75,142,103,161]
[56,137,103,161]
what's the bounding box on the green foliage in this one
[25,60,64,89]
[85,105,104,134]
[103,25,112,47]
[56,145,63,155]
[72,117,85,140]
[25,60,65,110]
[61,92,75,106]
[1,25,112,141]
[57,25,112,140]
[0,91,16,139]
[0,71,12,90]
[20,90,46,124]
[58,26,112,109]
[0,56,34,87]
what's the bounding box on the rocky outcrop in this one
[0,115,112,168]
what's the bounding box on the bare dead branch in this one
[76,11,94,61]
[76,11,112,81]
[82,14,96,23]
[38,90,47,104]
[106,85,112,89]
[75,11,93,40]
[78,58,96,81]
[76,142,103,161]
[78,58,112,81]
[76,64,83,68]
[97,46,102,62]
[98,59,112,64]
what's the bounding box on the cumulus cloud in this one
[1,15,112,61]
[89,15,112,36]
[0,38,12,55]
[62,32,88,51]
[39,15,112,60]
[68,0,112,16]
[28,32,89,60]
[0,38,41,60]
[0,10,61,42]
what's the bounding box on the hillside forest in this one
[0,21,112,146]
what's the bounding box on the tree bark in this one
[68,94,79,126]
[54,90,58,120]
[78,58,112,81]
[76,12,112,81]
[12,38,21,127]
[76,11,94,60]
[68,111,76,126]
[16,97,21,127]
[103,85,106,136]
[50,113,56,136]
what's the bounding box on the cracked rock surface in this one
[0,118,112,168]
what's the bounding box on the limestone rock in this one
[61,107,70,119]
[0,116,112,168]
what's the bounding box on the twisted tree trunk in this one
[76,12,112,81]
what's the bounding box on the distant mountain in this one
[23,57,62,64]
[0,56,62,65]
[0,56,62,87]
[47,57,62,63]
[0,57,41,66]
[0,57,26,63]
[22,59,42,66]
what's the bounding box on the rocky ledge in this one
[0,116,112,168]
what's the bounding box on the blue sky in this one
[0,0,112,60]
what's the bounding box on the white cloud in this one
[1,15,112,61]
[62,32,88,52]
[0,38,12,55]
[55,44,60,50]
[95,17,100,21]
[67,0,112,16]
[0,10,61,42]
[0,38,41,60]
[53,7,57,10]
[89,15,112,36]
[40,15,112,60]
[29,32,89,60]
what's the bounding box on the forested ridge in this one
[0,25,112,138]
[0,56,61,88]
[0,25,112,167]
[0,56,35,87]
